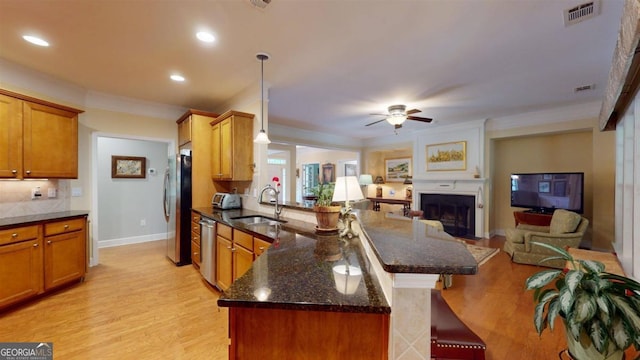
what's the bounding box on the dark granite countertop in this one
[193,207,477,314]
[193,206,390,314]
[0,211,90,229]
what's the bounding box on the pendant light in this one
[254,53,271,144]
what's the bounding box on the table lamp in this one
[403,176,413,198]
[332,176,364,238]
[374,176,384,197]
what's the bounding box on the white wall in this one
[96,137,169,247]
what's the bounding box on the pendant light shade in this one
[254,53,271,144]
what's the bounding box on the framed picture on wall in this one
[426,141,466,171]
[385,157,412,182]
[321,163,335,184]
[345,163,357,177]
[112,155,146,179]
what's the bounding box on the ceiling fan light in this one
[386,113,406,125]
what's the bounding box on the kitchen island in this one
[193,207,477,360]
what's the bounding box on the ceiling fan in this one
[365,104,433,129]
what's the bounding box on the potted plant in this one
[310,182,341,232]
[525,242,640,360]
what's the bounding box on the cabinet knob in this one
[47,240,52,245]
[193,252,199,256]
[33,243,38,247]
[11,233,18,238]
[11,169,17,175]
[64,224,69,229]
[258,246,265,250]
[25,170,31,175]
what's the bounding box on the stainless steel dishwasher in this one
[199,218,216,286]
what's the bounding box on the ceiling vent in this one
[574,84,596,93]
[250,0,271,9]
[564,1,600,26]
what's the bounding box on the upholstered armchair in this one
[503,209,589,268]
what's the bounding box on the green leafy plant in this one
[525,242,640,359]
[310,182,335,207]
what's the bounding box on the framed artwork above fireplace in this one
[426,141,466,171]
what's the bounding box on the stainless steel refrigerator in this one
[164,151,192,266]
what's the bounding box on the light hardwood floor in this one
[1,238,638,359]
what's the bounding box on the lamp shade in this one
[374,176,385,184]
[332,176,364,203]
[358,174,373,185]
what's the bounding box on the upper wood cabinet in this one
[210,110,254,181]
[177,115,192,147]
[0,89,83,179]
[176,110,219,208]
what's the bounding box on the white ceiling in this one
[0,0,624,139]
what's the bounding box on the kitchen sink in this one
[230,215,287,226]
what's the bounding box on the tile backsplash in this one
[0,180,70,218]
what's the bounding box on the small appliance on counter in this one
[212,192,242,210]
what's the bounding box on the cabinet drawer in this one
[191,220,200,233]
[217,223,232,240]
[44,218,85,236]
[233,229,253,251]
[254,238,271,257]
[191,230,200,245]
[191,240,201,267]
[191,212,201,224]
[0,225,39,246]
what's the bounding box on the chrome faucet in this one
[259,184,282,219]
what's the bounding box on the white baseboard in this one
[98,233,167,248]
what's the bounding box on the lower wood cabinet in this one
[191,211,201,268]
[0,229,43,308]
[0,216,87,310]
[215,224,272,291]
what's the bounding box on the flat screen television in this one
[510,172,584,214]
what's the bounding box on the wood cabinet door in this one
[211,121,222,179]
[219,118,232,179]
[0,238,43,309]
[0,93,23,178]
[233,245,253,281]
[23,101,78,178]
[177,115,192,146]
[216,236,233,291]
[230,114,254,181]
[44,230,85,290]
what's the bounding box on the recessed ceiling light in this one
[170,74,185,82]
[22,35,49,47]
[196,31,215,43]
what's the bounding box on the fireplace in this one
[421,193,476,239]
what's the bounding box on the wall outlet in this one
[71,187,82,197]
[140,219,146,226]
[31,187,42,200]
[48,188,57,198]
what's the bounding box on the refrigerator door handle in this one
[163,167,170,219]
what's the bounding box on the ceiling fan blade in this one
[406,109,421,115]
[407,116,432,123]
[365,118,386,126]
[369,113,389,116]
